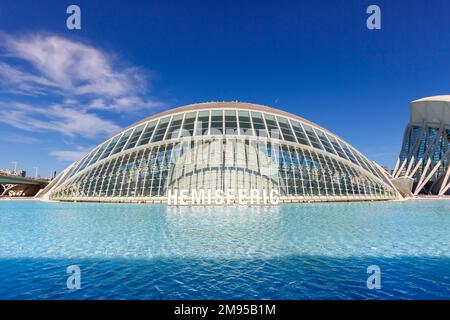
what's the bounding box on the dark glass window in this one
[277,116,296,142]
[110,129,133,156]
[164,114,183,140]
[195,111,209,136]
[180,112,196,137]
[251,112,268,137]
[302,124,323,150]
[76,147,101,173]
[340,142,360,165]
[99,135,121,161]
[238,111,253,135]
[123,124,145,151]
[315,129,336,155]
[71,154,90,177]
[137,120,157,146]
[87,143,110,166]
[290,121,310,146]
[225,110,238,135]
[327,134,348,160]
[209,110,223,134]
[264,114,281,139]
[151,117,170,142]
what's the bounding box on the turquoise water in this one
[0,200,449,299]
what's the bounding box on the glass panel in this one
[151,117,170,142]
[123,124,145,151]
[340,142,360,165]
[75,147,100,174]
[302,124,323,150]
[251,112,268,137]
[326,134,347,160]
[110,129,133,156]
[87,142,110,166]
[209,110,223,135]
[137,120,157,146]
[263,114,281,139]
[180,112,196,137]
[314,129,336,155]
[238,110,253,135]
[70,154,90,177]
[277,116,296,142]
[99,135,122,161]
[164,114,183,140]
[224,110,237,135]
[195,111,209,136]
[290,120,310,146]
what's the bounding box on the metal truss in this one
[392,123,450,196]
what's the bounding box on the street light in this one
[33,166,38,178]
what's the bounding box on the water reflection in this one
[164,206,281,258]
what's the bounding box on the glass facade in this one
[396,123,450,195]
[46,103,397,204]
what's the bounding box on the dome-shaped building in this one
[40,102,399,204]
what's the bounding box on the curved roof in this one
[123,101,333,135]
[57,100,395,190]
[410,95,450,125]
[412,95,450,103]
[42,101,398,200]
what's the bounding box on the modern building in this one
[392,95,450,196]
[40,102,399,205]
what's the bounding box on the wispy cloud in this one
[0,32,165,111]
[50,146,92,162]
[0,133,41,144]
[0,62,56,95]
[0,102,120,138]
[0,31,167,161]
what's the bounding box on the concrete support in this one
[392,158,400,177]
[1,184,17,196]
[409,157,423,179]
[439,165,450,195]
[413,158,431,194]
[404,156,415,177]
[414,161,441,195]
[394,158,408,178]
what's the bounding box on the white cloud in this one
[0,133,40,144]
[0,62,57,95]
[0,32,165,112]
[0,31,170,161]
[0,102,121,138]
[50,147,92,162]
[0,31,168,162]
[3,34,133,98]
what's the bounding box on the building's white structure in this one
[40,102,399,204]
[392,96,450,195]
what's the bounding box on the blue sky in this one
[0,0,449,177]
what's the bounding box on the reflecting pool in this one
[0,200,449,299]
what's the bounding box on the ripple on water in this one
[0,200,449,299]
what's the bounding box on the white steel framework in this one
[41,102,398,204]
